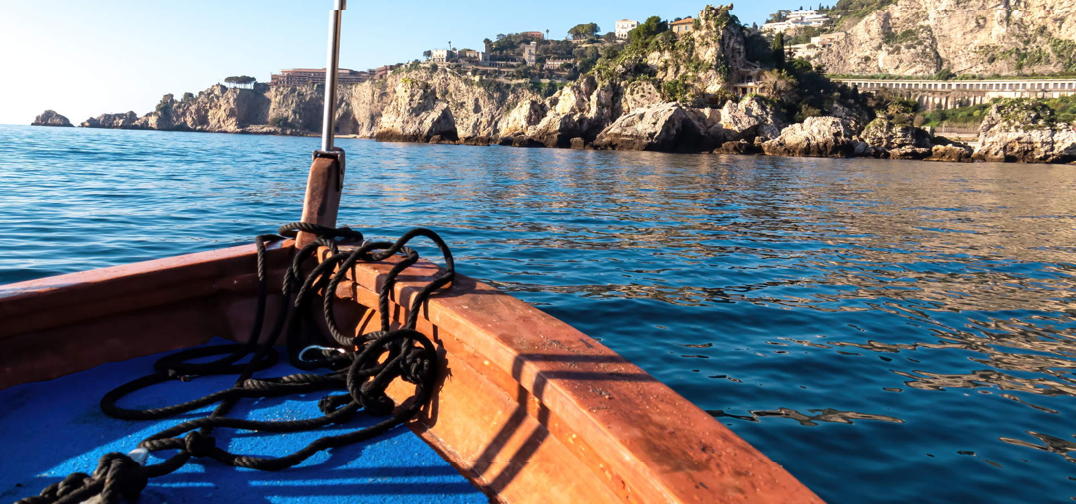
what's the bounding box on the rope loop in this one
[25,224,453,502]
[95,453,148,504]
[183,432,217,458]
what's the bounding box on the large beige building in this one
[270,68,369,86]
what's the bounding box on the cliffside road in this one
[832,78,1076,110]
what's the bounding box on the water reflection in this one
[709,407,905,426]
[1,128,1074,502]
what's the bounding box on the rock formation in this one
[81,111,142,129]
[973,100,1076,163]
[593,103,709,151]
[31,110,73,127]
[860,117,933,159]
[807,0,1076,76]
[592,96,783,153]
[761,117,871,158]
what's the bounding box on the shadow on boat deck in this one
[0,342,489,504]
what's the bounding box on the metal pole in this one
[320,0,347,152]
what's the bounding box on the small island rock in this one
[31,110,73,127]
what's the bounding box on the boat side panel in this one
[334,255,824,504]
[0,246,289,389]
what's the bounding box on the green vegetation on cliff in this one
[757,59,876,123]
[828,0,896,25]
[588,8,741,105]
[921,96,1076,127]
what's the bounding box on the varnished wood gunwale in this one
[0,245,823,504]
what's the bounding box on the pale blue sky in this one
[0,1,810,125]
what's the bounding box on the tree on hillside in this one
[767,10,790,23]
[771,32,786,70]
[568,22,600,40]
[628,16,668,46]
[223,75,257,89]
[573,46,601,73]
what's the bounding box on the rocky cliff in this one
[811,0,1076,76]
[72,3,1071,163]
[79,4,752,149]
[31,110,73,127]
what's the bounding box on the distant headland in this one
[35,2,1076,164]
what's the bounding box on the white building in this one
[615,19,639,39]
[429,49,456,63]
[788,32,846,59]
[523,41,538,66]
[761,9,829,33]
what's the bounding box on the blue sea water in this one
[1,124,1073,503]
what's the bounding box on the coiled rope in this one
[16,223,455,504]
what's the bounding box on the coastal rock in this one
[31,110,73,127]
[592,103,708,152]
[374,78,459,142]
[263,85,323,133]
[620,81,664,114]
[715,139,759,154]
[710,96,783,142]
[973,100,1076,164]
[497,99,547,137]
[859,117,948,159]
[524,76,617,147]
[761,117,865,158]
[81,111,141,129]
[927,143,974,162]
[138,86,272,133]
[860,118,932,150]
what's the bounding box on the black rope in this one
[16,224,455,504]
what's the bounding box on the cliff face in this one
[811,0,1076,76]
[80,4,750,149]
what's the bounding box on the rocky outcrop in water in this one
[928,142,974,162]
[31,110,73,127]
[81,111,142,129]
[593,103,709,152]
[591,96,784,153]
[761,117,871,158]
[973,100,1076,163]
[860,118,934,159]
[807,0,1076,76]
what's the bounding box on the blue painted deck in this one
[0,342,489,503]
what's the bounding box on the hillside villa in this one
[671,17,695,35]
[615,19,640,39]
[762,9,829,33]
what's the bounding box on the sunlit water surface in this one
[1,125,1073,503]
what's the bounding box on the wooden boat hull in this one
[0,244,822,503]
